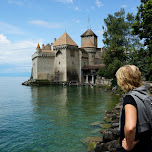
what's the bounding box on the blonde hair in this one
[116,65,142,92]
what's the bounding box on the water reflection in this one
[0,78,120,152]
[29,85,119,152]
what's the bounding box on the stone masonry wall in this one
[37,56,55,81]
[32,57,38,80]
[81,36,97,48]
[54,48,67,82]
[66,47,80,82]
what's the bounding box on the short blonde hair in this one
[116,65,142,92]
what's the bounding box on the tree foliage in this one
[132,0,152,50]
[131,0,152,80]
[98,5,152,82]
[99,9,140,85]
[127,48,152,81]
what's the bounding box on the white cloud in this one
[0,34,42,73]
[95,30,104,36]
[8,0,24,6]
[0,34,11,44]
[0,22,24,35]
[56,0,73,4]
[75,6,79,11]
[96,0,104,8]
[75,20,80,23]
[28,20,63,29]
[121,5,127,8]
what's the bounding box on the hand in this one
[122,138,139,151]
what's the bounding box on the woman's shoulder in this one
[123,95,137,108]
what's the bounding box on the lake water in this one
[0,77,119,152]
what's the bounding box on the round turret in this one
[36,43,41,53]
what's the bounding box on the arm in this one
[122,104,139,151]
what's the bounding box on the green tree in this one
[131,0,152,80]
[100,9,140,85]
[132,0,152,50]
[127,48,152,81]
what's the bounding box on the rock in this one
[88,142,97,152]
[95,140,119,152]
[103,129,120,142]
[99,123,111,129]
[22,79,50,86]
[105,111,113,114]
[104,117,111,123]
[111,115,118,121]
[103,130,114,142]
[111,116,119,122]
[84,136,103,145]
[106,140,119,152]
[111,123,119,128]
[91,121,104,127]
[94,99,122,152]
[95,142,108,152]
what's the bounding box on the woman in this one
[116,65,152,152]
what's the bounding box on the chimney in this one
[54,38,56,42]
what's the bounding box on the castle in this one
[31,29,105,84]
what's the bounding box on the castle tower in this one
[32,43,55,81]
[81,39,96,65]
[53,32,80,83]
[81,29,98,48]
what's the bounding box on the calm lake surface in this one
[0,77,119,152]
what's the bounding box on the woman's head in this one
[116,65,142,92]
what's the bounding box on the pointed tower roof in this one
[81,29,97,37]
[81,39,96,48]
[36,43,40,49]
[53,32,78,47]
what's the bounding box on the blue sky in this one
[0,0,141,77]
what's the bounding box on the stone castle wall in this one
[32,57,38,79]
[81,36,97,48]
[54,47,67,82]
[37,56,54,81]
[32,51,55,81]
[66,46,80,82]
[83,48,96,65]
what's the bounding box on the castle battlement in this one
[53,44,78,51]
[32,51,55,60]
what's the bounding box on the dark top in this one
[120,95,152,152]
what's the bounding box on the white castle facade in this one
[31,29,105,84]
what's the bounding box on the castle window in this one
[70,50,75,57]
[59,62,60,64]
[56,50,62,57]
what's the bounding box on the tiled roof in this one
[81,29,97,37]
[82,64,105,70]
[44,43,51,50]
[36,43,40,49]
[81,39,96,48]
[53,32,78,47]
[44,46,50,50]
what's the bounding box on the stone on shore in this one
[94,100,122,152]
[22,79,50,86]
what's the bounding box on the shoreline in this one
[85,94,122,152]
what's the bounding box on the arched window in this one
[56,50,62,57]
